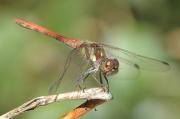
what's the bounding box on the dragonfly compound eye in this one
[103,58,119,76]
[113,59,119,69]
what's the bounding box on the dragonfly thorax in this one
[101,58,119,76]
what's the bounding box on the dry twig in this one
[0,87,112,119]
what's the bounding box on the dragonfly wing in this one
[48,48,77,94]
[100,43,170,71]
[48,47,90,94]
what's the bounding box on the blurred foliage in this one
[0,0,180,119]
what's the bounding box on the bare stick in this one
[0,88,112,119]
[59,99,106,119]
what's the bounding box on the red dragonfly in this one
[16,18,170,93]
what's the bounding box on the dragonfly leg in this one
[92,73,104,87]
[92,70,109,91]
[75,72,90,91]
[81,73,90,92]
[103,74,109,92]
[75,66,99,90]
[99,71,103,85]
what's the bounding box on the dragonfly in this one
[16,18,170,93]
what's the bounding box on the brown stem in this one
[59,99,106,119]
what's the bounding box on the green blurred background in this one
[0,0,180,119]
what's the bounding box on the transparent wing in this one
[48,47,90,94]
[100,43,170,71]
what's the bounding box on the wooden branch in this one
[0,87,112,119]
[59,99,106,119]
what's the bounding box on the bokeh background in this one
[0,0,180,119]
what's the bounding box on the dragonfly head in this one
[101,58,119,76]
